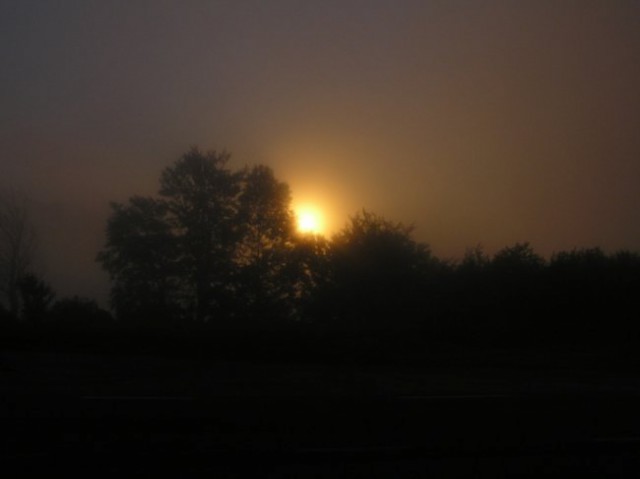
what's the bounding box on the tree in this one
[97,196,181,323]
[486,242,546,334]
[234,165,298,321]
[490,242,545,276]
[449,245,492,320]
[459,244,490,274]
[159,148,243,322]
[321,210,437,328]
[98,147,308,324]
[19,273,55,323]
[0,191,37,318]
[546,248,640,340]
[50,296,113,327]
[287,233,331,322]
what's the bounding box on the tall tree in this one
[99,147,326,324]
[234,165,298,320]
[97,196,180,322]
[322,210,436,328]
[0,191,37,318]
[19,273,55,323]
[159,148,242,322]
[487,242,546,330]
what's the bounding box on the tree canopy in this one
[95,146,640,346]
[314,210,441,328]
[0,191,38,318]
[97,148,305,324]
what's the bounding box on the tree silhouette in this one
[545,248,640,341]
[159,148,242,322]
[289,233,331,322]
[0,191,37,318]
[490,242,545,276]
[19,273,54,323]
[97,196,181,323]
[449,245,491,324]
[321,210,437,328]
[50,296,112,327]
[459,244,490,274]
[99,149,242,323]
[98,148,308,325]
[234,165,299,321]
[95,146,640,351]
[486,242,545,332]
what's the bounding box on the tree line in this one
[2,147,640,350]
[0,191,110,327]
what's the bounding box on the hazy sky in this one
[2,1,639,305]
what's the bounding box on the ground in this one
[3,350,640,476]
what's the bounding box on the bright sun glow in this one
[295,206,324,235]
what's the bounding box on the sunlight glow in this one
[295,206,324,235]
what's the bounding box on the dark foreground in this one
[3,351,640,477]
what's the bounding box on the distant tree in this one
[487,242,546,334]
[50,296,113,327]
[19,273,54,323]
[459,244,490,273]
[97,196,181,323]
[546,248,640,341]
[491,242,545,276]
[98,147,316,325]
[322,210,437,328]
[449,245,492,321]
[0,191,37,318]
[159,148,243,322]
[289,233,331,321]
[608,250,640,329]
[234,165,298,321]
[548,247,607,293]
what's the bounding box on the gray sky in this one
[2,1,639,305]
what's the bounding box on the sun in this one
[295,205,324,235]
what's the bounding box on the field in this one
[3,338,640,476]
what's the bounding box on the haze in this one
[2,1,639,305]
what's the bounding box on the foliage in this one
[234,165,299,321]
[94,146,640,349]
[19,273,55,322]
[459,244,490,273]
[490,242,545,276]
[159,148,242,321]
[49,296,113,327]
[98,148,307,324]
[0,191,37,317]
[289,233,331,320]
[319,210,437,328]
[97,196,181,323]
